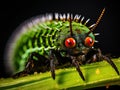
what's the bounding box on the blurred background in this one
[0,0,120,89]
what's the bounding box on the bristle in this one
[94,33,100,36]
[67,13,70,20]
[80,16,85,23]
[60,14,63,20]
[63,14,66,20]
[84,18,90,25]
[59,14,67,21]
[54,13,92,25]
[32,17,41,25]
[41,16,46,22]
[32,14,53,25]
[95,40,99,43]
[27,22,33,28]
[47,14,53,21]
[55,13,59,20]
[71,14,73,20]
[89,24,96,28]
[74,14,81,22]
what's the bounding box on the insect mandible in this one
[4,8,119,80]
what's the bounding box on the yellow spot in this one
[96,68,100,75]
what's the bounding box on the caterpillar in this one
[4,8,119,80]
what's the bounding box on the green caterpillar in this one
[4,8,119,80]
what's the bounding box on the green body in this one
[7,18,95,73]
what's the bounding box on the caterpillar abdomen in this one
[4,15,57,72]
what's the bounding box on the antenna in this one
[70,14,73,36]
[87,8,106,36]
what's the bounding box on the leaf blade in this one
[0,58,120,90]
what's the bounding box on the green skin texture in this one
[12,20,95,72]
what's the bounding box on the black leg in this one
[86,54,97,64]
[24,53,35,73]
[71,56,85,81]
[96,49,119,75]
[50,59,55,79]
[94,49,119,75]
[102,55,119,75]
[49,50,57,80]
[96,48,102,61]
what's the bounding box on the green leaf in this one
[0,58,120,90]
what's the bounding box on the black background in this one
[0,0,120,89]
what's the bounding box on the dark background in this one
[0,0,120,89]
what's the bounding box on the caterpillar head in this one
[57,8,105,56]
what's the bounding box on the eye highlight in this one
[65,37,76,48]
[84,37,94,47]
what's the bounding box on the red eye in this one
[65,38,76,48]
[84,37,94,47]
